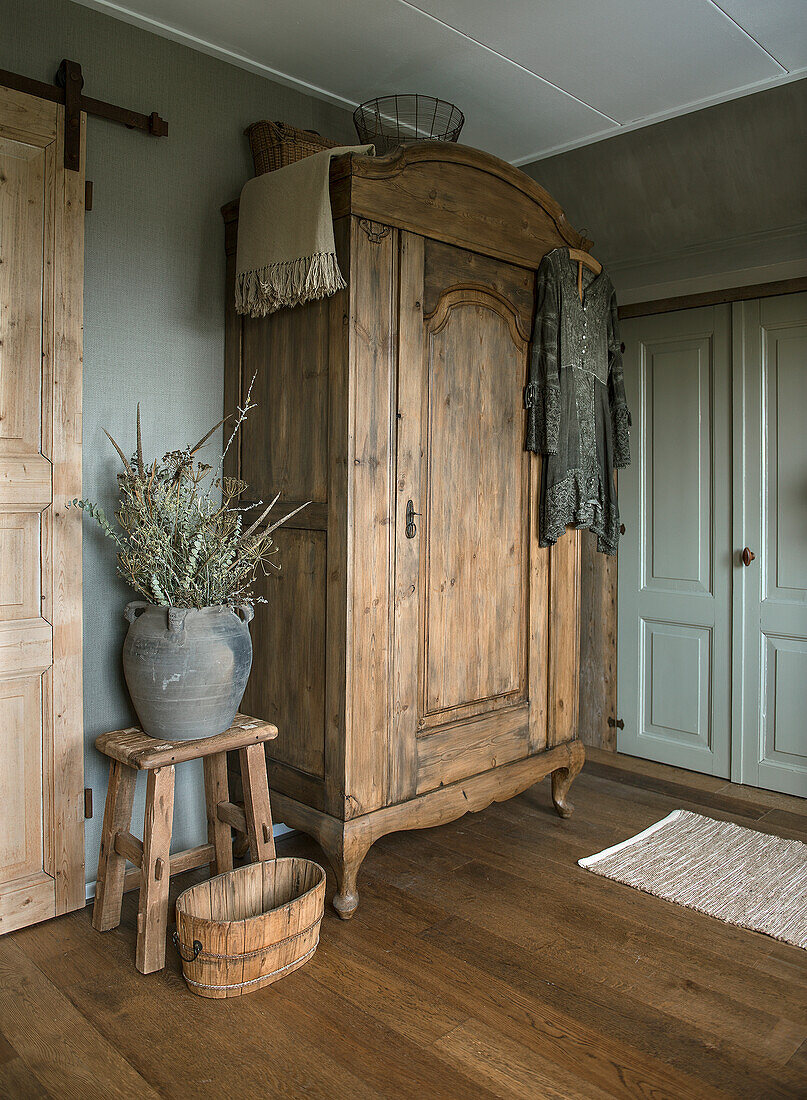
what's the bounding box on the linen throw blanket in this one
[235,144,374,317]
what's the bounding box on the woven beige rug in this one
[579,809,807,949]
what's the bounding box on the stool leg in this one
[136,765,175,974]
[92,760,137,932]
[239,743,276,862]
[203,751,233,877]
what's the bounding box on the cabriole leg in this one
[319,826,373,921]
[551,741,585,819]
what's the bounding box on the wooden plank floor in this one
[1,750,806,1099]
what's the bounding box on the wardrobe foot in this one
[330,832,372,920]
[551,742,585,819]
[333,887,359,920]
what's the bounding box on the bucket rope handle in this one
[172,932,202,962]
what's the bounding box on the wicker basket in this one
[245,119,342,175]
[174,858,325,998]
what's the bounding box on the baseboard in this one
[83,822,296,901]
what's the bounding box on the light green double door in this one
[618,292,807,796]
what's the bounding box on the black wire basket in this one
[353,95,465,156]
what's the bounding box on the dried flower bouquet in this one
[70,384,305,609]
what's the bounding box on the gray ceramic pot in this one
[122,603,253,740]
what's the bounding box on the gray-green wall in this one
[522,79,807,303]
[2,0,355,887]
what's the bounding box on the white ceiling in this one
[73,0,807,164]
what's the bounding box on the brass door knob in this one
[741,547,756,567]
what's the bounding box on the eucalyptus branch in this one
[68,399,305,609]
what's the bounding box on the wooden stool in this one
[92,713,278,974]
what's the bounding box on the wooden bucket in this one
[174,858,325,998]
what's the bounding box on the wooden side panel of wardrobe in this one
[234,262,334,802]
[344,218,397,817]
[323,216,351,818]
[548,528,582,746]
[240,297,330,504]
[242,528,327,779]
[578,535,617,749]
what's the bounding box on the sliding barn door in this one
[0,87,85,932]
[392,233,574,802]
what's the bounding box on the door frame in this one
[613,279,807,793]
[0,85,85,932]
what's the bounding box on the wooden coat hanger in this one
[568,247,602,302]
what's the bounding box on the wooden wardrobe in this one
[222,143,588,918]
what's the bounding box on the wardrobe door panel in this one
[394,234,546,798]
[422,289,527,718]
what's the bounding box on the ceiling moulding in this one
[71,0,807,164]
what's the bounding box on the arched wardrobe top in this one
[221,141,592,271]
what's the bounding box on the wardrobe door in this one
[617,306,732,776]
[392,234,553,801]
[734,292,807,796]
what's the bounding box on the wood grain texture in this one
[0,86,84,933]
[241,295,331,504]
[174,858,325,998]
[242,529,327,780]
[273,740,584,919]
[0,938,162,1097]
[203,751,233,877]
[93,718,284,970]
[239,742,277,862]
[323,215,351,818]
[92,760,137,932]
[136,766,175,974]
[94,712,277,770]
[344,218,397,816]
[548,528,582,747]
[390,230,424,806]
[345,143,591,270]
[423,237,535,331]
[0,677,44,886]
[528,455,550,754]
[222,144,584,917]
[49,104,85,917]
[418,285,529,727]
[8,754,805,1098]
[578,533,618,750]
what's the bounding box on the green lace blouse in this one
[526,248,630,556]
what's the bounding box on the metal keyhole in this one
[405,499,421,539]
